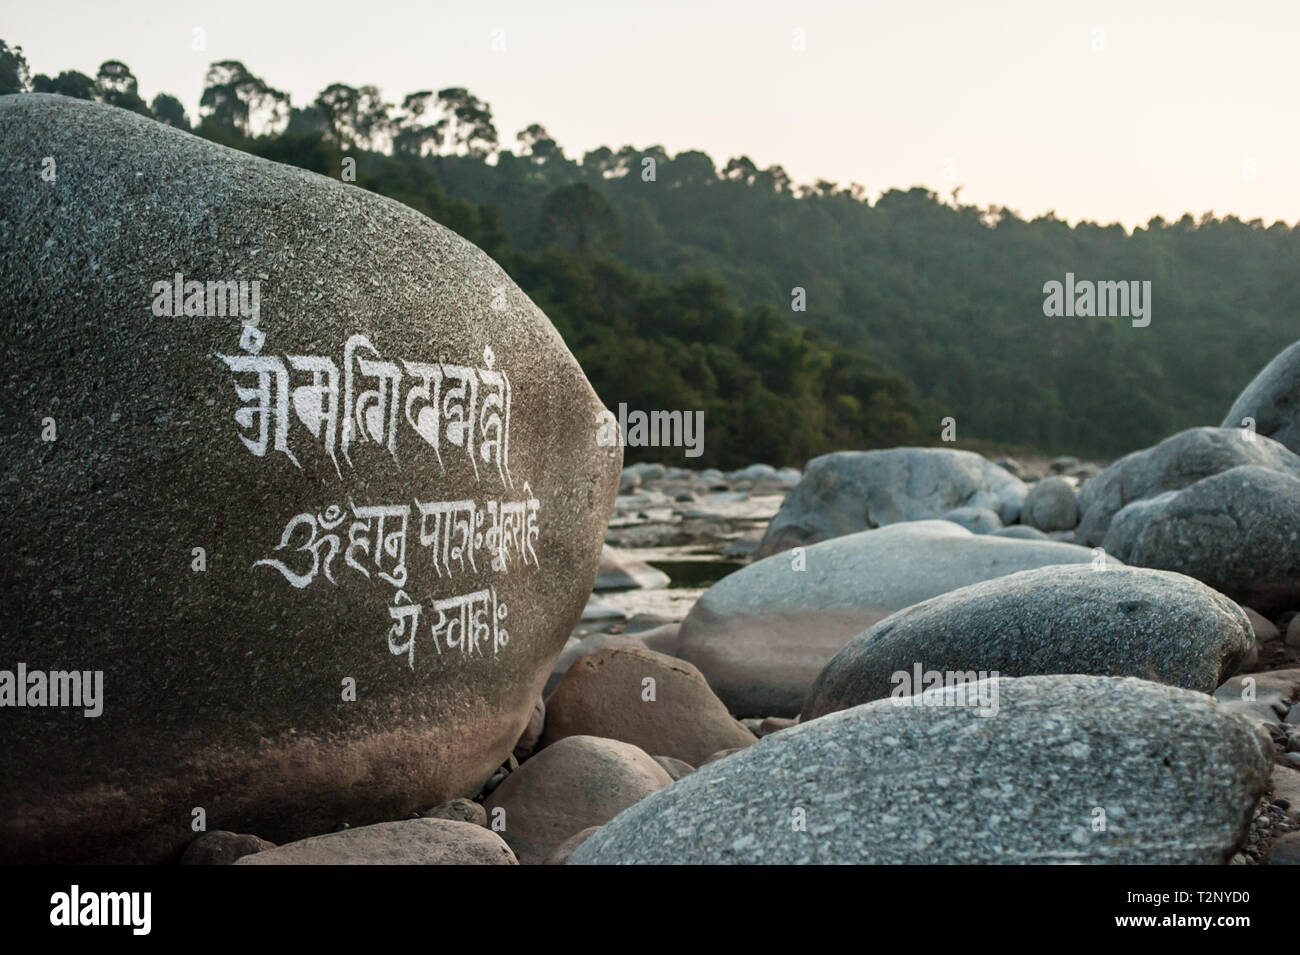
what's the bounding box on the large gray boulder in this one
[802,566,1253,721]
[1097,491,1178,559]
[0,96,620,862]
[571,675,1272,864]
[676,520,1107,717]
[1102,466,1300,614]
[1222,341,1300,454]
[754,448,1026,558]
[1075,427,1300,546]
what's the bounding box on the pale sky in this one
[8,0,1299,228]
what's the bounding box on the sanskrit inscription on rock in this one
[216,323,536,669]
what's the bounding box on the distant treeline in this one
[4,43,1295,463]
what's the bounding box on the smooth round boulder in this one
[754,448,1026,558]
[676,520,1108,716]
[234,818,517,865]
[1098,490,1178,558]
[1222,340,1300,454]
[1102,465,1300,615]
[1020,476,1079,531]
[571,675,1272,865]
[802,565,1254,721]
[540,646,756,765]
[482,734,671,865]
[1074,427,1300,546]
[544,632,649,697]
[0,96,619,863]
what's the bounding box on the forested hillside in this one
[4,42,1295,462]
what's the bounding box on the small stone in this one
[545,827,601,865]
[1243,607,1280,643]
[235,819,517,865]
[1287,616,1300,649]
[652,755,695,781]
[180,831,275,865]
[699,748,745,766]
[482,735,671,865]
[758,717,797,736]
[540,646,756,766]
[1021,476,1079,532]
[1267,831,1300,864]
[421,798,488,827]
[512,698,546,763]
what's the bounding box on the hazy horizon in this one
[8,0,1299,230]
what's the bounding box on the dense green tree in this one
[149,92,189,130]
[94,60,149,114]
[199,60,287,138]
[391,91,441,156]
[538,183,621,255]
[434,87,497,157]
[315,83,389,150]
[31,69,95,99]
[517,123,561,164]
[0,41,30,94]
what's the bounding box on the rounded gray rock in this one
[1075,427,1300,546]
[754,448,1026,558]
[1020,476,1079,532]
[180,830,276,865]
[802,565,1254,721]
[676,520,1108,717]
[0,96,619,863]
[1222,340,1300,454]
[572,675,1272,865]
[234,818,517,865]
[940,506,1002,534]
[1102,465,1300,614]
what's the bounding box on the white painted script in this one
[255,489,541,590]
[217,325,512,484]
[221,324,538,671]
